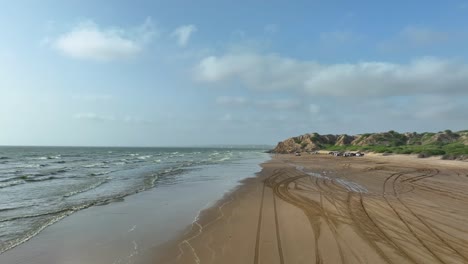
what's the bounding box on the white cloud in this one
[172,25,197,47]
[195,53,468,96]
[255,99,301,110]
[195,53,313,90]
[74,113,156,124]
[309,104,320,114]
[51,18,155,61]
[378,26,460,52]
[123,115,155,124]
[74,112,115,122]
[216,96,248,105]
[400,26,449,46]
[215,96,303,110]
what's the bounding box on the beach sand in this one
[145,153,468,264]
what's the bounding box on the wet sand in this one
[148,153,468,264]
[0,156,269,264]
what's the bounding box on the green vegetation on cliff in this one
[272,130,468,160]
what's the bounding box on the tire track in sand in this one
[253,175,266,264]
[254,169,284,264]
[346,192,417,264]
[273,170,339,264]
[383,170,446,264]
[390,169,468,262]
[272,188,285,264]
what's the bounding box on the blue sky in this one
[1,0,467,146]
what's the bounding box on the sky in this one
[1,0,468,146]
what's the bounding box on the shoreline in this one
[0,152,270,264]
[148,153,468,263]
[140,159,279,264]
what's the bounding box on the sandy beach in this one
[147,153,468,264]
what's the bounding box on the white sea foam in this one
[63,178,109,198]
[0,180,25,188]
[83,163,105,168]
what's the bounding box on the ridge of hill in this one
[271,130,468,160]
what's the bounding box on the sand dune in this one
[146,154,468,264]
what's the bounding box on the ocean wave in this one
[0,175,22,182]
[0,205,32,212]
[28,168,68,178]
[218,155,232,162]
[0,207,74,223]
[0,210,72,254]
[143,174,159,188]
[14,163,48,169]
[82,163,108,168]
[0,179,25,188]
[89,171,112,176]
[63,178,109,198]
[35,155,60,160]
[0,156,10,160]
[0,148,268,255]
[24,176,57,182]
[0,201,98,254]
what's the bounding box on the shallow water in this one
[0,146,269,254]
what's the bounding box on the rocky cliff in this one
[271,130,468,159]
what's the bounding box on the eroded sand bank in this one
[145,154,468,264]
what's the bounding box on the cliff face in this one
[272,130,468,154]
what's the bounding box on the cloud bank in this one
[195,53,468,96]
[51,18,155,61]
[172,24,197,47]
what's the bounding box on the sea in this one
[0,146,270,255]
